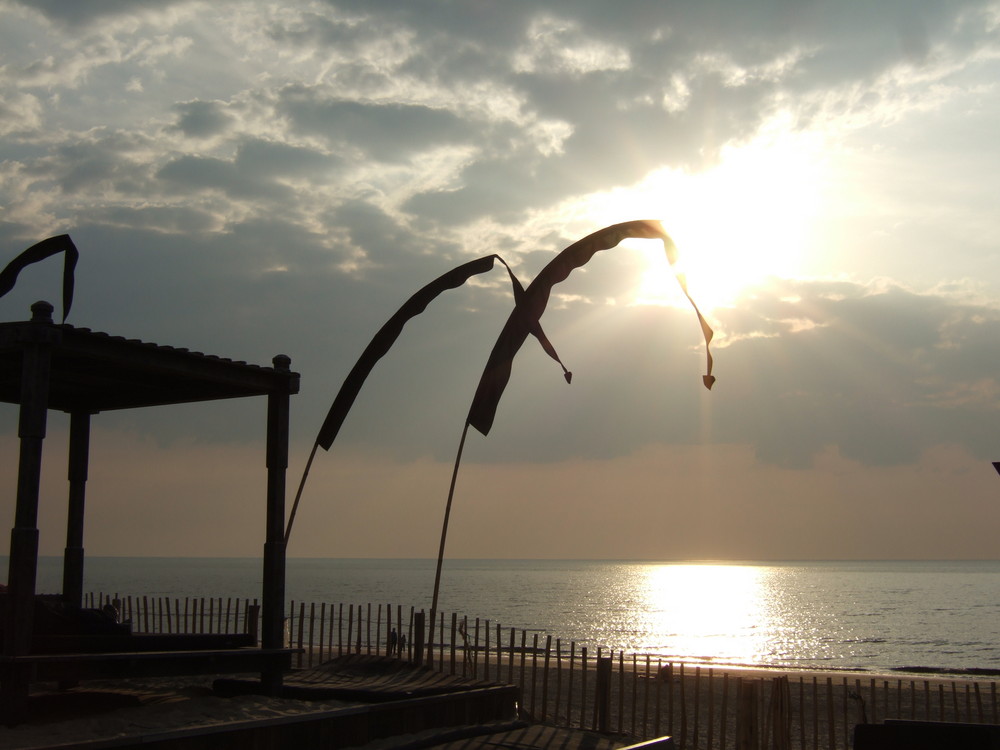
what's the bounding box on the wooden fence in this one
[86,593,1000,750]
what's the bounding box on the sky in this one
[1,0,999,560]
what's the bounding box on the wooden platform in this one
[1,647,296,684]
[28,632,256,655]
[20,715,673,750]
[22,685,521,750]
[0,301,299,724]
[214,653,501,702]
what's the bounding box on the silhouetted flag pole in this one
[428,220,715,661]
[283,254,567,544]
[0,235,79,322]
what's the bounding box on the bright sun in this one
[571,120,826,312]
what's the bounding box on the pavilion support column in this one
[2,301,56,724]
[261,354,291,695]
[62,411,91,609]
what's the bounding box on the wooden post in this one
[247,604,260,643]
[413,611,425,667]
[462,615,469,677]
[62,411,90,608]
[261,354,292,695]
[338,603,344,656]
[508,628,516,686]
[473,618,481,678]
[2,301,57,724]
[736,678,758,750]
[692,666,701,747]
[496,623,502,683]
[366,602,372,655]
[707,667,715,750]
[296,602,305,668]
[308,602,316,667]
[450,613,457,673]
[480,620,490,680]
[644,657,652,738]
[631,653,638,736]
[567,642,576,726]
[596,656,613,733]
[678,662,686,747]
[541,635,552,722]
[318,602,326,664]
[530,633,540,719]
[520,630,528,709]
[619,652,626,735]
[769,675,791,750]
[555,639,563,725]
[826,677,836,750]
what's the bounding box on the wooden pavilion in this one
[0,300,299,722]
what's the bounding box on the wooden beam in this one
[62,410,91,608]
[262,354,292,694]
[2,301,56,723]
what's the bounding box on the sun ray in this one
[569,118,828,312]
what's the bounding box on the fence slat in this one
[618,651,625,736]
[530,632,540,720]
[308,602,316,668]
[554,638,563,725]
[347,604,354,653]
[540,637,551,724]
[567,642,575,729]
[318,602,326,665]
[693,665,701,750]
[82,592,1000,748]
[297,601,306,668]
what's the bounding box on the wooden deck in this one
[214,653,501,702]
[3,655,678,750]
[1,647,296,684]
[18,698,669,750]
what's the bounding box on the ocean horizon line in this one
[9,555,1000,563]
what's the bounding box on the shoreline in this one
[425,643,1000,683]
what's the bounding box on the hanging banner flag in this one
[315,253,567,451]
[466,219,714,436]
[0,234,79,322]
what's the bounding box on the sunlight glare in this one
[641,563,771,664]
[575,121,826,311]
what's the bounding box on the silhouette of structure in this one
[0,300,299,723]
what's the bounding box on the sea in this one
[9,557,1000,678]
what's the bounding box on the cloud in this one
[0,91,42,136]
[155,137,342,202]
[171,100,234,139]
[14,0,189,28]
[1,0,999,562]
[708,279,1000,468]
[278,85,476,162]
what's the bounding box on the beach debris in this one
[0,234,79,322]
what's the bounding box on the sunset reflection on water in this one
[618,563,797,666]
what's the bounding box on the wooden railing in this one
[86,593,1000,750]
[86,592,259,637]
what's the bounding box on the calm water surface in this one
[11,557,1000,675]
